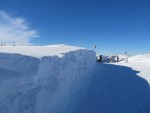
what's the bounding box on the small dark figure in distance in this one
[125,52,128,63]
[116,56,119,62]
[97,55,102,63]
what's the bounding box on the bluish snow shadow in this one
[64,63,150,113]
[0,68,21,83]
[0,53,40,77]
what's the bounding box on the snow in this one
[0,44,96,113]
[0,45,150,113]
[116,54,150,84]
[0,44,85,58]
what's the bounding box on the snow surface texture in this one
[117,54,150,84]
[0,45,96,113]
[0,45,150,113]
[0,44,85,58]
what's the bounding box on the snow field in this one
[0,45,150,113]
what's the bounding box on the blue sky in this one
[0,0,150,55]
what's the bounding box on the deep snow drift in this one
[0,45,150,113]
[0,44,96,113]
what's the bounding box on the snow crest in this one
[0,49,96,113]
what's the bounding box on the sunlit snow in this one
[0,45,150,113]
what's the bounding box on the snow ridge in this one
[0,49,96,113]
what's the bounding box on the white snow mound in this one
[0,44,85,58]
[0,44,96,113]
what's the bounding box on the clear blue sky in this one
[0,0,150,55]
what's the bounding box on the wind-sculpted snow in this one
[35,50,96,113]
[0,49,96,113]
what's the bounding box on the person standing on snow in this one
[116,55,119,62]
[97,54,102,63]
[125,52,128,63]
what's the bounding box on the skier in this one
[125,52,128,63]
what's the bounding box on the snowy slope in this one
[117,54,150,84]
[0,44,85,58]
[129,54,150,63]
[63,54,150,113]
[0,45,150,113]
[0,45,96,113]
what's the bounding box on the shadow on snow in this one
[64,63,150,113]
